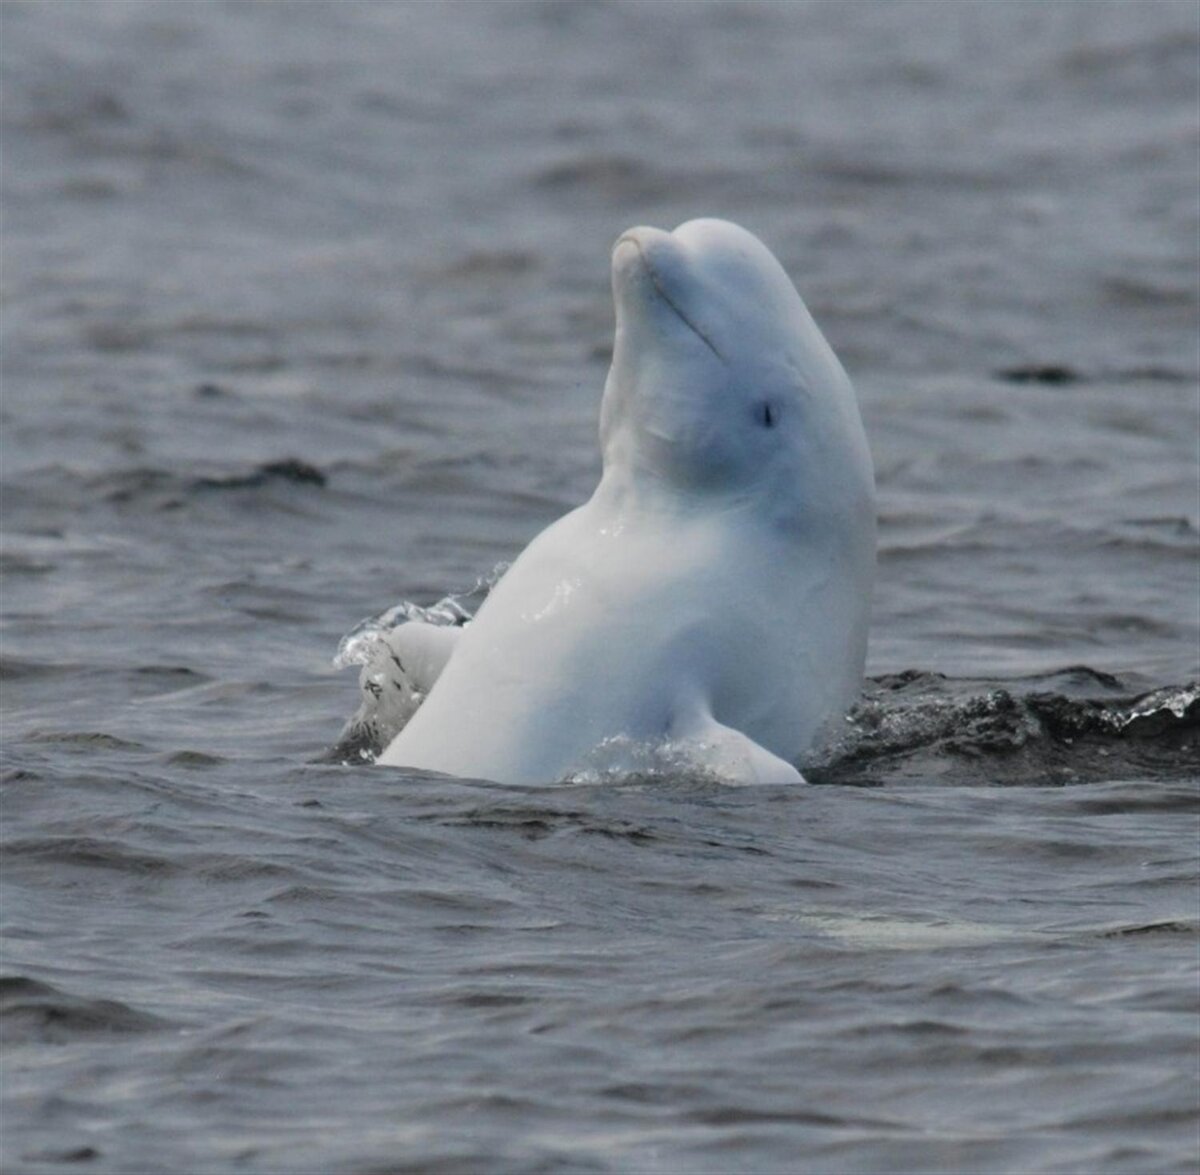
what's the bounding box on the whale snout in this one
[613,224,672,255]
[611,225,676,286]
[611,225,721,359]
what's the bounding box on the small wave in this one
[0,976,170,1044]
[19,461,329,512]
[1102,274,1199,310]
[1059,28,1200,87]
[191,459,326,491]
[0,656,89,682]
[20,730,144,751]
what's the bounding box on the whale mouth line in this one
[617,235,724,362]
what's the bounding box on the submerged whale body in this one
[375,218,876,784]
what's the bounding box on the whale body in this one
[376,218,875,784]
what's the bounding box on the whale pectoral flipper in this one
[676,709,806,784]
[379,621,462,695]
[334,621,464,762]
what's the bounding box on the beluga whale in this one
[371,218,875,784]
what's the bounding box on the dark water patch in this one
[0,768,43,784]
[443,813,557,840]
[815,676,1199,786]
[1100,920,1197,939]
[1067,784,1199,816]
[193,459,327,491]
[439,988,533,1011]
[160,749,226,768]
[995,363,1081,385]
[20,1145,102,1163]
[1102,274,1199,310]
[0,976,170,1044]
[0,551,54,576]
[686,1103,898,1130]
[985,355,1195,395]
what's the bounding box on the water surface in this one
[2,2,1197,1172]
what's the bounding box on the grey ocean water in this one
[2,1,1198,1172]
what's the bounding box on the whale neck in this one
[589,466,771,539]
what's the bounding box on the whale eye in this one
[756,401,778,429]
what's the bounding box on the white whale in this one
[375,218,875,784]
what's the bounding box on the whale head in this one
[599,218,873,539]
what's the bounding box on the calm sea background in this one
[2,2,1198,1172]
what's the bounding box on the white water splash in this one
[333,564,508,671]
